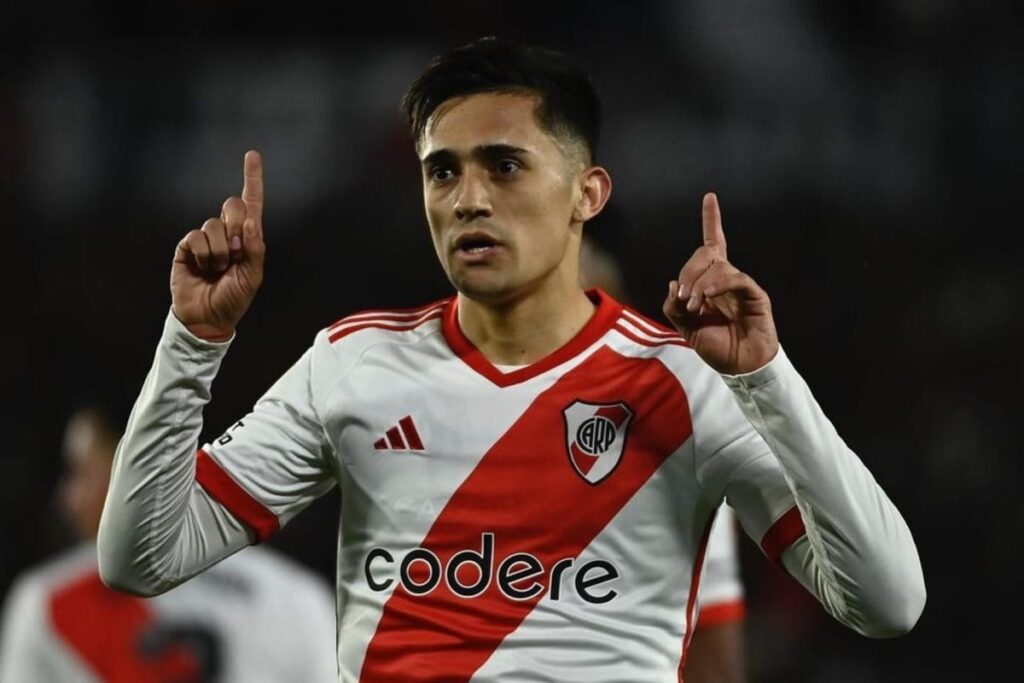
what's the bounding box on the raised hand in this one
[662,193,779,375]
[171,151,266,341]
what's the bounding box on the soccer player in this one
[0,407,337,682]
[98,38,925,681]
[579,233,747,683]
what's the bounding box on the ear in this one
[572,166,613,223]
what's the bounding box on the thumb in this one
[662,281,692,332]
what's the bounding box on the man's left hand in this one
[662,192,779,375]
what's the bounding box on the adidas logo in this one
[374,416,425,452]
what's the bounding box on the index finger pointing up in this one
[242,149,264,229]
[702,192,726,257]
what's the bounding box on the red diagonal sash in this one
[360,346,693,680]
[50,571,200,682]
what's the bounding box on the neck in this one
[457,282,596,366]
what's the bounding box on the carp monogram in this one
[562,401,634,485]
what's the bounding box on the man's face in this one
[419,92,583,304]
[58,413,114,540]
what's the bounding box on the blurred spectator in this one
[0,407,337,683]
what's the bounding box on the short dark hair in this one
[402,37,602,162]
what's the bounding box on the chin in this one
[450,273,516,304]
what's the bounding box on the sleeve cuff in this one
[696,600,746,627]
[720,345,791,392]
[165,308,236,352]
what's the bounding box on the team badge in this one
[563,401,634,485]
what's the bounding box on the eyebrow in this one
[420,144,531,168]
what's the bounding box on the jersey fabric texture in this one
[0,544,336,683]
[98,289,925,683]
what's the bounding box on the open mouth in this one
[454,232,501,255]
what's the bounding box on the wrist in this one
[723,344,784,383]
[170,306,235,342]
[741,342,780,375]
[184,323,235,343]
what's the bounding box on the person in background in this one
[0,406,337,683]
[580,232,746,683]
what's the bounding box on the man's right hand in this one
[171,150,266,341]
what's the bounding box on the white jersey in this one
[0,544,336,683]
[695,505,745,628]
[98,290,925,682]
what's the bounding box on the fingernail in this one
[677,283,688,299]
[231,235,242,250]
[687,295,698,311]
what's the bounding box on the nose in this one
[453,168,492,222]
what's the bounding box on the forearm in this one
[723,347,925,637]
[97,311,251,596]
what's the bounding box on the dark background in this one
[2,1,1021,680]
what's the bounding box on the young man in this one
[98,38,925,681]
[1,407,337,682]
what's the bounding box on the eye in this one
[429,166,454,182]
[495,159,521,175]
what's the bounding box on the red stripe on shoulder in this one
[696,599,746,627]
[328,311,443,344]
[328,297,452,331]
[760,506,807,562]
[621,307,681,337]
[613,323,690,349]
[195,449,279,543]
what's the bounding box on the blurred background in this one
[1,1,1021,680]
